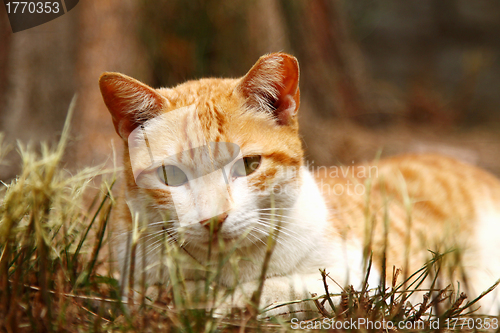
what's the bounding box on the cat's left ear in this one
[237,53,300,126]
[99,72,169,140]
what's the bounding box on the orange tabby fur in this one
[99,53,500,316]
[320,154,500,286]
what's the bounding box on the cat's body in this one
[99,53,500,316]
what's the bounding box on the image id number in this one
[446,317,499,330]
[5,2,60,14]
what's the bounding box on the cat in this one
[99,52,500,317]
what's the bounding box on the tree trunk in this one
[0,10,77,180]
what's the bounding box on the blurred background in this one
[1,0,500,180]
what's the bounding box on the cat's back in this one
[315,153,500,264]
[317,153,500,223]
[376,154,500,219]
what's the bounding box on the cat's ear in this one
[99,72,169,140]
[237,53,300,126]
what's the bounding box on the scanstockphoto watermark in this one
[290,318,426,331]
[305,160,379,197]
[290,318,499,330]
[265,163,378,197]
[304,160,379,180]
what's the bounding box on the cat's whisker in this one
[143,242,165,258]
[146,236,178,252]
[113,223,178,237]
[139,238,179,260]
[257,227,307,245]
[257,218,305,234]
[257,213,302,223]
[243,232,261,247]
[139,234,178,247]
[139,227,178,238]
[141,234,178,254]
[147,220,177,227]
[249,226,287,247]
[256,206,340,219]
[246,230,268,246]
[257,221,301,235]
[254,220,309,246]
[254,207,297,210]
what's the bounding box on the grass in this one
[0,106,499,332]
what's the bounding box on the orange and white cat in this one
[99,53,500,316]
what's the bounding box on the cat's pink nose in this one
[200,212,228,233]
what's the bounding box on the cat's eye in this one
[157,164,188,186]
[231,156,261,178]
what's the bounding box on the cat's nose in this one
[199,212,228,233]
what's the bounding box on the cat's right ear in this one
[237,53,300,126]
[99,72,168,140]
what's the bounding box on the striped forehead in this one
[140,100,228,157]
[127,102,237,175]
[192,101,228,141]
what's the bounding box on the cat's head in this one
[99,53,304,250]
